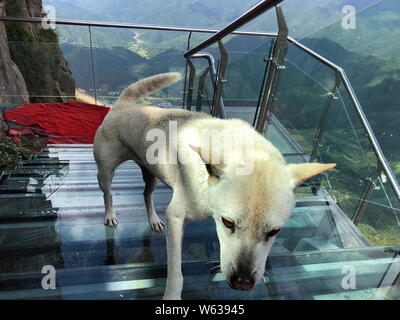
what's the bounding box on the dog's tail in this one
[115,72,182,107]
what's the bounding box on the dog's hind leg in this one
[140,165,165,232]
[97,164,118,227]
[94,142,129,227]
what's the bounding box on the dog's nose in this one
[229,274,254,291]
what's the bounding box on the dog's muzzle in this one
[229,273,255,291]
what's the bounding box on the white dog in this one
[93,73,335,299]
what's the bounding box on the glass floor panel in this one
[0,144,398,300]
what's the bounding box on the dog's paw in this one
[104,213,118,227]
[162,293,182,300]
[149,215,165,232]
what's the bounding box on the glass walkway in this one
[0,142,398,300]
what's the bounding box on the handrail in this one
[287,36,343,71]
[184,0,284,58]
[0,16,277,37]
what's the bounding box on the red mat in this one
[3,102,110,144]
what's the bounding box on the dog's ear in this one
[288,163,336,187]
[189,144,223,179]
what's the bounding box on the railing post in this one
[88,26,98,105]
[182,32,192,109]
[254,6,288,134]
[186,59,196,111]
[252,43,274,127]
[310,72,341,162]
[196,66,210,112]
[212,41,228,118]
[190,53,224,115]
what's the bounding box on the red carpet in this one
[3,102,110,144]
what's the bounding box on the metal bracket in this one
[276,64,286,70]
[254,6,288,133]
[352,166,383,225]
[327,91,338,100]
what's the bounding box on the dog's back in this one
[94,72,210,186]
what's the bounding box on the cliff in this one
[0,1,29,105]
[1,0,75,104]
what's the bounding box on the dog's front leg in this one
[163,204,185,300]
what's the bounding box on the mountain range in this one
[43,0,394,57]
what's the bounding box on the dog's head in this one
[190,144,335,291]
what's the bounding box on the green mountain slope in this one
[44,0,386,53]
[314,0,400,65]
[61,44,147,91]
[61,44,185,102]
[48,0,260,27]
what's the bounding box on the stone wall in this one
[0,115,5,141]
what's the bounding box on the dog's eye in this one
[265,228,281,241]
[222,217,234,229]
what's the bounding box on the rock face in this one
[1,0,76,104]
[0,1,30,105]
[0,115,6,141]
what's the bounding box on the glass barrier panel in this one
[314,84,379,218]
[271,42,337,157]
[221,35,275,124]
[88,27,189,107]
[356,180,400,246]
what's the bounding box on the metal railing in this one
[0,0,399,216]
[0,16,277,37]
